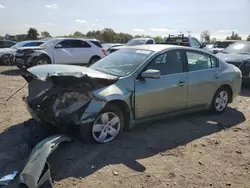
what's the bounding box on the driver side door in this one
[134,50,188,120]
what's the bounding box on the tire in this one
[88,56,100,66]
[80,104,124,144]
[211,87,230,114]
[33,56,51,67]
[0,53,15,66]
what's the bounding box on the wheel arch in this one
[105,99,131,131]
[217,84,233,103]
[38,53,52,64]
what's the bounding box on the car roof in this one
[121,44,205,52]
[52,37,99,41]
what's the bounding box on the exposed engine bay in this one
[22,66,118,130]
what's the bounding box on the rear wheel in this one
[80,104,124,144]
[211,87,230,114]
[0,53,14,65]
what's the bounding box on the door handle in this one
[214,74,221,79]
[177,81,186,87]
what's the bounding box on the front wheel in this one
[211,87,230,114]
[33,56,51,67]
[80,104,124,144]
[88,56,100,66]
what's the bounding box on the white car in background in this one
[108,38,156,54]
[15,38,107,68]
[0,40,44,65]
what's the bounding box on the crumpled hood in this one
[216,52,250,62]
[0,48,16,54]
[26,64,118,81]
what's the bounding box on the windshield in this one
[40,38,60,48]
[126,39,146,46]
[102,44,112,50]
[90,48,153,76]
[214,41,235,48]
[222,42,250,54]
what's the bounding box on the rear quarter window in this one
[90,40,103,48]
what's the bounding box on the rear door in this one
[73,40,92,64]
[184,50,221,108]
[134,50,188,119]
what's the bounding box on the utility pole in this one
[187,31,191,36]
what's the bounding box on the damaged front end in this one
[22,65,118,130]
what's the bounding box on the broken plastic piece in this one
[0,171,18,186]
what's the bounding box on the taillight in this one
[101,48,107,56]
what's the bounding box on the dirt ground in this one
[0,65,250,188]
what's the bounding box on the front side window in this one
[146,50,183,75]
[186,51,218,71]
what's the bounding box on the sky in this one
[0,0,249,40]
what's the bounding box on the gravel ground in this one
[0,65,250,188]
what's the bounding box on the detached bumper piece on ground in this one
[0,135,71,188]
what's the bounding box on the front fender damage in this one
[0,135,71,188]
[74,98,107,125]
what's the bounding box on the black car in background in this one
[163,34,205,48]
[205,40,237,54]
[216,41,250,83]
[0,40,16,48]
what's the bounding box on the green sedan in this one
[24,44,242,144]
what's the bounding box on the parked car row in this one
[15,38,106,69]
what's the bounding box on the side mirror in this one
[141,69,161,79]
[55,44,62,48]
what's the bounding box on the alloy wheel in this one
[215,90,228,112]
[37,60,48,65]
[92,112,121,143]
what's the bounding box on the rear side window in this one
[186,51,218,71]
[90,40,103,48]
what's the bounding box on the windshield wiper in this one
[221,51,228,54]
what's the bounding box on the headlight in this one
[53,92,91,117]
[244,59,250,67]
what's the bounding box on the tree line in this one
[1,27,250,43]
